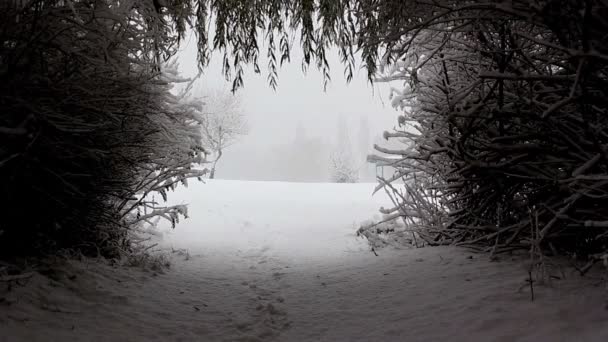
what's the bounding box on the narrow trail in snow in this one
[231,247,292,340]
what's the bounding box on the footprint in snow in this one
[272,272,285,280]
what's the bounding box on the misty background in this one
[176,34,399,183]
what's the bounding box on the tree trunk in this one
[210,149,223,179]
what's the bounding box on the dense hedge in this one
[370,1,608,260]
[0,1,206,257]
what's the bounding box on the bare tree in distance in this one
[200,90,249,179]
[330,116,359,183]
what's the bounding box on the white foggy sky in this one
[175,33,401,181]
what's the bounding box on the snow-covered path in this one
[2,180,608,341]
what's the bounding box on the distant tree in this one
[285,135,329,182]
[330,116,358,183]
[200,90,248,179]
[288,123,329,182]
[356,116,374,181]
[356,116,371,158]
[294,121,307,144]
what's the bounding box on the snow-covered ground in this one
[2,180,608,341]
[158,180,391,262]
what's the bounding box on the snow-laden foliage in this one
[357,215,413,250]
[119,62,208,231]
[0,1,207,256]
[329,148,359,183]
[4,0,608,261]
[369,1,608,259]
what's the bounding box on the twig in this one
[527,270,535,301]
[0,272,34,282]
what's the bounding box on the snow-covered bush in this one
[329,149,359,183]
[368,1,608,259]
[357,215,413,250]
[0,1,206,257]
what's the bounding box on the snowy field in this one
[157,180,392,263]
[2,180,608,341]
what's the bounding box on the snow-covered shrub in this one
[329,149,359,183]
[0,1,206,257]
[357,215,413,250]
[368,1,608,259]
[116,62,208,231]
